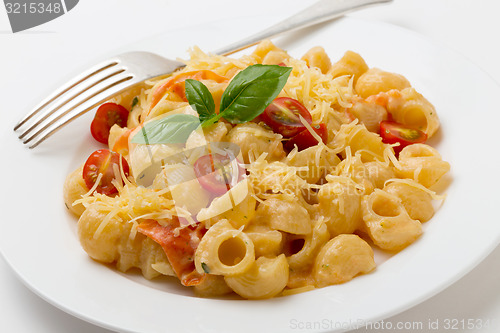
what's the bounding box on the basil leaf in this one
[219,64,292,124]
[130,113,200,144]
[185,79,215,122]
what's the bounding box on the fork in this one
[14,0,391,149]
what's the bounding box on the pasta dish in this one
[63,40,450,299]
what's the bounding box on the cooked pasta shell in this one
[194,220,255,276]
[313,234,375,287]
[301,46,331,74]
[225,255,289,299]
[395,144,450,188]
[355,68,411,98]
[388,87,440,137]
[328,50,369,84]
[63,165,88,217]
[384,180,434,222]
[361,189,422,251]
[317,176,363,236]
[254,197,312,235]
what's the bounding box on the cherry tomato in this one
[284,123,327,151]
[260,97,312,138]
[82,149,130,195]
[193,153,243,196]
[379,121,427,155]
[90,103,129,144]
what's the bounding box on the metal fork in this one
[14,0,391,149]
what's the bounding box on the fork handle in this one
[214,0,392,56]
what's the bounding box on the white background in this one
[1,0,499,332]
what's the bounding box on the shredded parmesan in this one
[80,173,103,199]
[75,183,175,239]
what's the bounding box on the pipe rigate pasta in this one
[395,144,451,188]
[301,46,332,74]
[262,50,290,66]
[286,145,336,184]
[349,98,388,133]
[328,50,369,84]
[388,87,440,137]
[332,122,388,162]
[225,255,289,299]
[313,234,375,287]
[244,224,283,257]
[384,180,434,222]
[194,219,255,276]
[285,218,330,272]
[317,176,363,236]
[226,123,285,164]
[193,274,232,298]
[361,189,423,251]
[253,197,312,235]
[63,165,88,217]
[355,68,411,98]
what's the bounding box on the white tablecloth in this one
[1,1,499,332]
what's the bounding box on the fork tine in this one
[13,60,119,131]
[18,67,126,140]
[25,75,135,149]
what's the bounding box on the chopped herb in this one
[131,96,139,109]
[201,262,210,274]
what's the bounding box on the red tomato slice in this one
[90,103,129,144]
[193,153,244,196]
[137,219,206,286]
[284,123,327,151]
[379,121,427,155]
[82,149,130,195]
[260,97,312,138]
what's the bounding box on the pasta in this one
[63,40,450,299]
[361,189,423,251]
[313,234,375,287]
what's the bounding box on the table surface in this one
[1,1,499,332]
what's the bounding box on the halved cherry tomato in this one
[90,103,129,144]
[193,153,244,196]
[284,123,327,152]
[260,97,312,137]
[137,219,206,286]
[82,149,130,195]
[149,70,228,112]
[380,120,427,155]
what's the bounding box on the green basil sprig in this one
[186,64,292,127]
[131,64,291,144]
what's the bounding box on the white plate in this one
[1,17,500,333]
